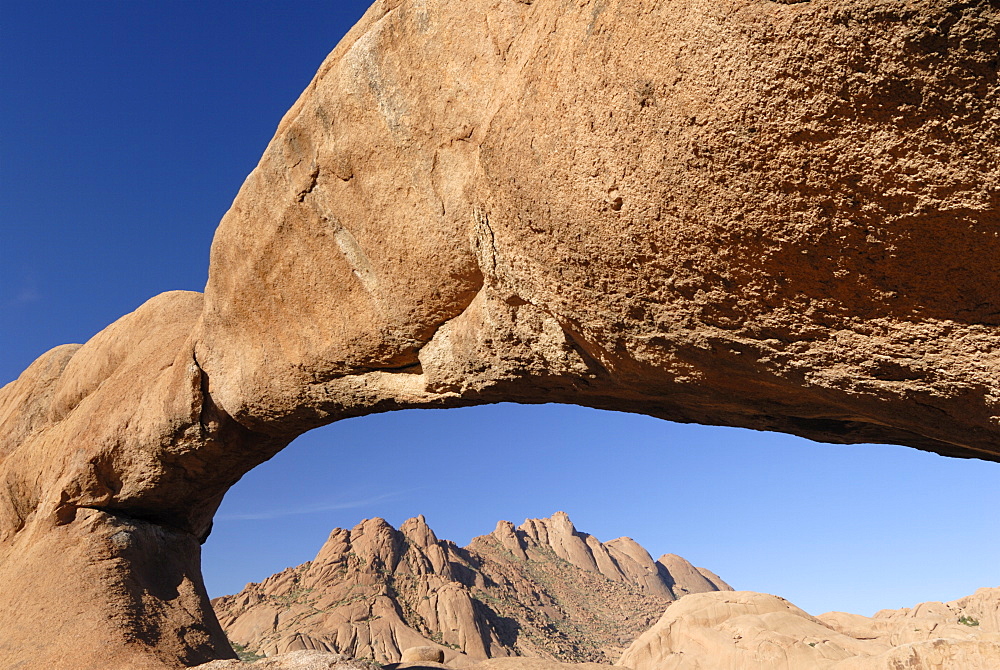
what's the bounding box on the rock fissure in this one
[75,504,194,538]
[473,207,499,282]
[296,167,321,202]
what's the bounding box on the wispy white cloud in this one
[13,286,40,305]
[3,276,41,307]
[216,489,419,521]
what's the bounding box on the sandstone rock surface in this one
[401,648,446,664]
[1,0,998,668]
[618,587,1000,670]
[212,513,729,664]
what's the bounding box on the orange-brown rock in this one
[1,0,998,668]
[212,514,729,664]
[618,588,1000,670]
[0,292,273,669]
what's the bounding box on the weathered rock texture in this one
[0,0,997,667]
[240,658,621,670]
[212,513,729,663]
[195,650,382,670]
[192,653,619,670]
[619,587,1000,670]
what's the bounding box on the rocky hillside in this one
[200,587,1000,670]
[619,587,1000,670]
[212,512,730,663]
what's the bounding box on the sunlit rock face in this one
[618,588,1000,670]
[0,0,997,667]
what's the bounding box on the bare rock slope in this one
[196,654,619,670]
[196,651,381,670]
[619,587,1000,670]
[213,513,730,663]
[0,0,997,667]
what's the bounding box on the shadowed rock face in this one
[0,0,997,668]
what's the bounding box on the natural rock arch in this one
[0,0,997,668]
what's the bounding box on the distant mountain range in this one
[212,512,730,663]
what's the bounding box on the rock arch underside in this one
[0,0,997,668]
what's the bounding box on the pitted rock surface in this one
[1,0,997,668]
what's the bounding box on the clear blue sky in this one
[2,1,996,620]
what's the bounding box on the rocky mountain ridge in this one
[206,584,1000,670]
[212,512,730,663]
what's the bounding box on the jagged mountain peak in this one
[214,514,730,664]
